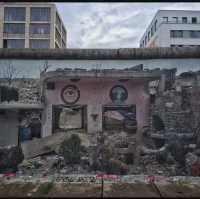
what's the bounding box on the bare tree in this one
[0,61,20,85]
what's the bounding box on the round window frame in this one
[61,85,80,105]
[110,85,128,103]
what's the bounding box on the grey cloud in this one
[56,3,200,48]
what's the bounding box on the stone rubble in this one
[1,70,200,179]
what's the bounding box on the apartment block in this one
[0,2,67,49]
[140,10,200,48]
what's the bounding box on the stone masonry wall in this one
[0,78,40,104]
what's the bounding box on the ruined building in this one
[0,48,200,176]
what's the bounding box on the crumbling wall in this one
[151,88,196,134]
[0,78,40,104]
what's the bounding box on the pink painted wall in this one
[45,78,150,129]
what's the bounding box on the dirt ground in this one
[1,182,200,197]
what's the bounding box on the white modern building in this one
[140,10,200,48]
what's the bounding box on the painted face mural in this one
[110,85,128,104]
[61,85,80,104]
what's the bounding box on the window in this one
[182,17,187,23]
[30,39,50,48]
[0,86,18,102]
[151,26,153,37]
[148,31,150,41]
[190,30,200,38]
[172,17,178,23]
[154,20,157,32]
[170,45,175,47]
[192,17,197,24]
[4,7,25,21]
[182,30,190,38]
[30,24,50,34]
[170,30,183,38]
[163,17,168,23]
[30,7,50,21]
[3,39,25,48]
[145,36,147,45]
[4,23,25,34]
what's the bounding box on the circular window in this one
[61,85,80,104]
[110,85,128,103]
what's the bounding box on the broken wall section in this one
[0,78,41,104]
[151,71,200,135]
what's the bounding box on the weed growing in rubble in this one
[59,134,81,165]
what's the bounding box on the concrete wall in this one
[42,78,150,137]
[0,110,18,147]
[0,58,200,78]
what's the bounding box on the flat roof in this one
[1,47,200,60]
[41,68,162,82]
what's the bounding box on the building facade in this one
[0,2,67,49]
[140,10,200,48]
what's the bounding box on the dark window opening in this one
[151,26,154,37]
[30,23,50,35]
[170,30,183,38]
[163,17,168,23]
[152,114,165,131]
[182,17,187,23]
[148,31,150,41]
[154,20,157,32]
[4,23,25,34]
[4,7,26,21]
[30,39,50,49]
[0,86,18,102]
[46,82,55,90]
[145,36,147,45]
[150,94,156,104]
[3,39,25,48]
[3,40,7,48]
[192,17,197,24]
[31,7,51,21]
[19,110,42,142]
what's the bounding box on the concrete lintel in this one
[0,103,44,110]
[41,70,161,82]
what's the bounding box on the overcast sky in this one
[55,3,200,48]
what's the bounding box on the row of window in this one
[4,7,51,22]
[141,20,158,47]
[170,30,200,38]
[170,44,200,47]
[3,39,50,49]
[162,16,198,24]
[3,23,50,34]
